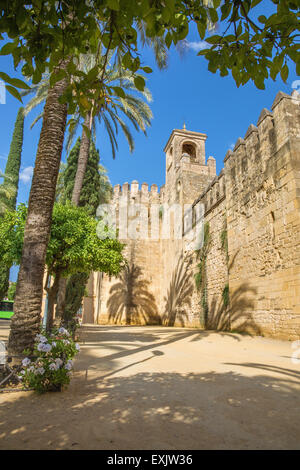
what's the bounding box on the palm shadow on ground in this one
[1,324,299,449]
[0,364,299,450]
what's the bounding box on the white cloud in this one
[20,166,34,184]
[0,154,7,161]
[229,143,235,150]
[184,40,210,52]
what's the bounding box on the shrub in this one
[19,327,80,393]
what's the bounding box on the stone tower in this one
[163,127,216,205]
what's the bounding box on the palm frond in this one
[102,115,118,159]
[111,111,135,153]
[30,112,43,129]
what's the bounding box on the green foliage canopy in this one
[0,0,299,105]
[57,138,112,215]
[7,282,16,301]
[0,203,124,279]
[47,203,124,278]
[0,204,27,269]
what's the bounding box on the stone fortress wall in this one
[83,91,300,340]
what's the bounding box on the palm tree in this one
[22,54,153,205]
[7,61,69,356]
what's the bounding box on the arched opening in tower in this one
[182,142,196,162]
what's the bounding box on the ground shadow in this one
[107,263,161,325]
[224,362,300,381]
[0,367,299,449]
[75,325,204,372]
[162,255,194,326]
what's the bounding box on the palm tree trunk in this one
[8,62,69,356]
[71,111,92,205]
[56,111,93,320]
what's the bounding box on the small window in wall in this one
[182,142,196,162]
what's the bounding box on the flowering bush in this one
[19,327,80,393]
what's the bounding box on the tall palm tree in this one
[8,61,69,356]
[22,54,152,205]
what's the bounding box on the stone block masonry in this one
[83,91,300,340]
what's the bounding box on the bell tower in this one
[163,126,216,205]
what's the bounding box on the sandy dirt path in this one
[0,322,299,449]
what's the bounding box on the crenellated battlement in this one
[192,168,226,215]
[113,181,162,204]
[224,90,300,193]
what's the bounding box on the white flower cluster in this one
[36,334,48,343]
[37,342,52,353]
[49,358,63,371]
[18,329,80,389]
[22,357,31,367]
[20,361,45,376]
[65,359,73,371]
[58,327,70,336]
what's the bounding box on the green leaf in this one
[122,52,132,70]
[280,64,289,82]
[165,32,172,48]
[209,8,218,24]
[5,78,30,90]
[221,2,232,21]
[0,72,30,90]
[112,86,125,98]
[254,75,265,90]
[197,21,206,40]
[134,75,145,91]
[5,85,23,102]
[142,66,152,74]
[206,35,222,45]
[0,42,16,56]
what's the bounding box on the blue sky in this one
[0,12,298,281]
